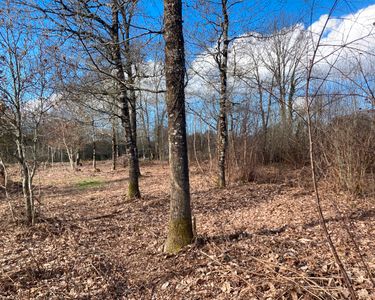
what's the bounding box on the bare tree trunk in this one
[62,132,75,170]
[0,160,5,187]
[16,141,33,224]
[0,158,15,221]
[164,0,193,253]
[92,120,97,170]
[51,147,55,168]
[216,0,229,188]
[60,148,63,165]
[229,114,239,170]
[123,16,141,177]
[160,122,165,161]
[193,115,204,173]
[92,141,96,170]
[116,141,119,160]
[155,101,160,160]
[112,118,117,170]
[207,128,213,172]
[140,97,154,160]
[155,124,160,160]
[155,106,166,161]
[111,0,140,198]
[75,151,81,169]
[67,149,74,170]
[22,167,33,224]
[146,135,153,160]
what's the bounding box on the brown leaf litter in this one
[0,161,374,299]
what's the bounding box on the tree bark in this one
[140,98,154,159]
[123,14,141,176]
[111,0,140,198]
[0,161,5,187]
[92,141,97,170]
[111,118,117,170]
[92,120,97,170]
[16,141,33,224]
[164,0,193,253]
[207,128,213,172]
[217,0,229,188]
[51,147,55,168]
[193,115,204,173]
[75,152,81,169]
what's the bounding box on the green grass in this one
[76,179,104,189]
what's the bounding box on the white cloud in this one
[308,4,375,72]
[186,4,375,100]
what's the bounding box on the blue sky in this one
[275,0,375,23]
[139,0,375,29]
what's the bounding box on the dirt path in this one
[1,161,374,299]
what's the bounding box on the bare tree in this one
[110,0,140,197]
[0,3,56,224]
[304,2,357,298]
[25,0,145,198]
[215,0,230,188]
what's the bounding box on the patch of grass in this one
[76,179,103,189]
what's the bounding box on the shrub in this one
[322,112,375,195]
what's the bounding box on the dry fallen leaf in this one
[161,282,169,290]
[358,289,369,299]
[291,290,298,300]
[221,281,231,294]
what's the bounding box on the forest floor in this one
[0,161,374,299]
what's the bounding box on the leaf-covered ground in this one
[1,161,374,299]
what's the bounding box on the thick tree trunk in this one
[217,0,229,188]
[111,1,140,198]
[164,0,193,253]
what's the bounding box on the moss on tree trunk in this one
[165,217,193,253]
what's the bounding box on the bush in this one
[322,112,375,195]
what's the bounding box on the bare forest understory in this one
[1,161,374,299]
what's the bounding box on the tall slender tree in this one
[216,0,230,187]
[164,0,194,253]
[110,0,141,197]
